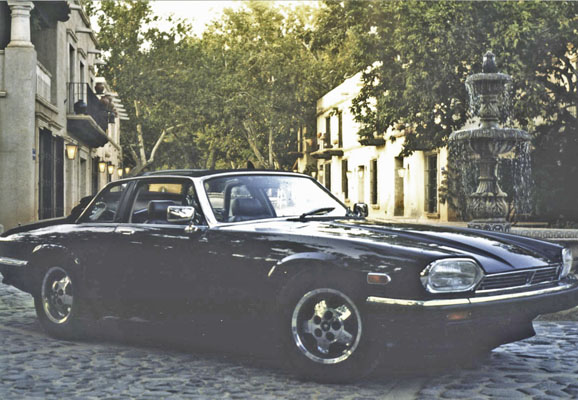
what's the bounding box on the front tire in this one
[278,276,379,382]
[34,266,83,340]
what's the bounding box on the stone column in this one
[0,0,37,229]
[7,1,34,48]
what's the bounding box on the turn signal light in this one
[367,273,391,285]
[446,311,471,321]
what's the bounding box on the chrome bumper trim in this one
[367,282,578,308]
[0,256,28,268]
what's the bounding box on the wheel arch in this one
[269,252,367,293]
[27,244,82,294]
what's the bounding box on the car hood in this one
[221,218,562,274]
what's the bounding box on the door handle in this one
[117,227,135,235]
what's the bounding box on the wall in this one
[300,73,452,222]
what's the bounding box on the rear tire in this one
[34,265,84,340]
[277,274,380,383]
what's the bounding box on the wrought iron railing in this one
[67,82,109,132]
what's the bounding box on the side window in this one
[204,179,273,223]
[130,180,203,225]
[81,182,129,223]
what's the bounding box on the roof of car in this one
[140,169,295,177]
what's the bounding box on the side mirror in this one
[167,205,196,223]
[353,203,369,218]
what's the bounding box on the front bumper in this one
[367,278,578,316]
[365,276,578,350]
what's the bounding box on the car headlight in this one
[561,248,573,278]
[420,258,483,293]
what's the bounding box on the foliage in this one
[315,1,578,220]
[94,0,195,174]
[93,0,578,221]
[93,1,345,172]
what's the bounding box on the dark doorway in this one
[39,129,64,219]
[394,157,405,216]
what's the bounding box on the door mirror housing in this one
[353,203,369,218]
[167,205,196,223]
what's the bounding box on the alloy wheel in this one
[41,267,74,324]
[291,288,362,364]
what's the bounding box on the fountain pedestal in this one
[449,51,530,232]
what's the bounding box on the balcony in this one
[310,134,344,159]
[67,82,110,148]
[359,135,385,146]
[310,147,344,160]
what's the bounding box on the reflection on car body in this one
[1,169,577,382]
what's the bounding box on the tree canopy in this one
[92,0,578,221]
[313,1,578,220]
[92,0,346,172]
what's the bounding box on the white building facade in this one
[297,73,453,222]
[0,1,126,232]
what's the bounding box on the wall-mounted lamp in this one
[124,167,131,175]
[311,171,318,179]
[65,144,78,160]
[98,161,107,173]
[117,167,123,177]
[397,168,407,178]
[107,164,115,175]
[357,167,365,179]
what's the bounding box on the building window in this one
[357,165,365,203]
[91,158,99,195]
[39,129,64,219]
[425,154,438,214]
[370,159,378,205]
[324,162,332,190]
[80,157,87,198]
[341,159,349,200]
[338,111,343,148]
[79,60,85,85]
[394,156,405,216]
[325,116,331,148]
[68,44,75,83]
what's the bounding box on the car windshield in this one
[203,174,348,223]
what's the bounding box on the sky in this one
[149,1,241,36]
[149,1,320,36]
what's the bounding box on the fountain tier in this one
[449,51,531,232]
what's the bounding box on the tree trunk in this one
[243,120,268,167]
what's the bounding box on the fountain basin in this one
[450,127,530,142]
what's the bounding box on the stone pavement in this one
[1,283,578,399]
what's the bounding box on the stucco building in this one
[297,72,453,222]
[0,0,126,232]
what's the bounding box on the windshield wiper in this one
[298,207,335,220]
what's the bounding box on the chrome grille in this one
[476,266,560,292]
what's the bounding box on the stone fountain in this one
[449,51,531,232]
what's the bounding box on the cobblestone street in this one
[1,282,578,399]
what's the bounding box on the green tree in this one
[94,1,344,172]
[94,0,200,175]
[199,2,338,169]
[315,1,578,220]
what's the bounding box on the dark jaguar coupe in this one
[1,170,577,381]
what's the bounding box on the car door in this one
[111,177,209,320]
[74,180,133,312]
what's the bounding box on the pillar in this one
[0,1,37,230]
